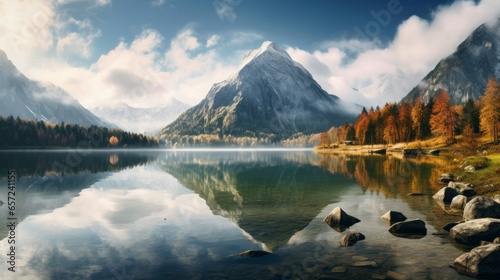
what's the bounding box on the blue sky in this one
[1,0,498,108]
[64,0,456,62]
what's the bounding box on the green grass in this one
[456,154,500,197]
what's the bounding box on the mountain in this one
[161,41,358,142]
[0,50,112,127]
[402,19,500,105]
[91,100,189,134]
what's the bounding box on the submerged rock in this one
[463,196,500,221]
[450,218,500,245]
[236,250,271,258]
[338,232,365,247]
[454,244,500,279]
[432,187,459,203]
[389,219,427,236]
[351,261,378,268]
[324,207,360,232]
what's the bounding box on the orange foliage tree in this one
[480,77,500,144]
[430,90,457,139]
[109,136,119,146]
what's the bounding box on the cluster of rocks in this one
[322,207,427,247]
[432,178,500,279]
[433,181,476,211]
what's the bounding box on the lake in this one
[0,149,472,279]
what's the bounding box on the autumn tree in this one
[354,107,370,144]
[430,90,457,139]
[411,98,425,140]
[109,136,119,146]
[480,77,500,144]
[319,132,330,147]
[381,103,399,143]
[460,124,479,156]
[398,102,413,142]
[383,115,399,143]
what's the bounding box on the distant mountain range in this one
[161,41,359,141]
[402,19,500,104]
[91,100,189,134]
[4,18,500,138]
[0,50,112,127]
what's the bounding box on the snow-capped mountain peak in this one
[162,41,358,141]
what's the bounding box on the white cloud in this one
[214,0,241,22]
[151,0,165,7]
[56,0,111,7]
[228,31,263,45]
[27,27,238,108]
[288,0,500,106]
[206,34,220,48]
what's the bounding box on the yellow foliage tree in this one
[480,77,500,144]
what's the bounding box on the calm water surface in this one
[0,149,471,279]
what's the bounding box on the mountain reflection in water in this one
[0,150,469,279]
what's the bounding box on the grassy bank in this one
[453,154,500,197]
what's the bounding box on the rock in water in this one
[454,244,500,278]
[463,196,500,221]
[389,219,427,236]
[433,187,459,203]
[380,211,407,225]
[450,218,500,245]
[338,232,365,247]
[324,207,360,232]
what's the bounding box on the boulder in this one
[450,195,470,210]
[448,182,476,197]
[389,219,427,236]
[432,187,459,203]
[380,211,407,225]
[439,173,454,183]
[324,207,360,232]
[450,218,500,245]
[443,222,462,232]
[236,250,271,258]
[463,196,500,221]
[338,232,365,247]
[454,244,500,278]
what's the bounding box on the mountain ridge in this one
[402,19,500,104]
[0,50,114,128]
